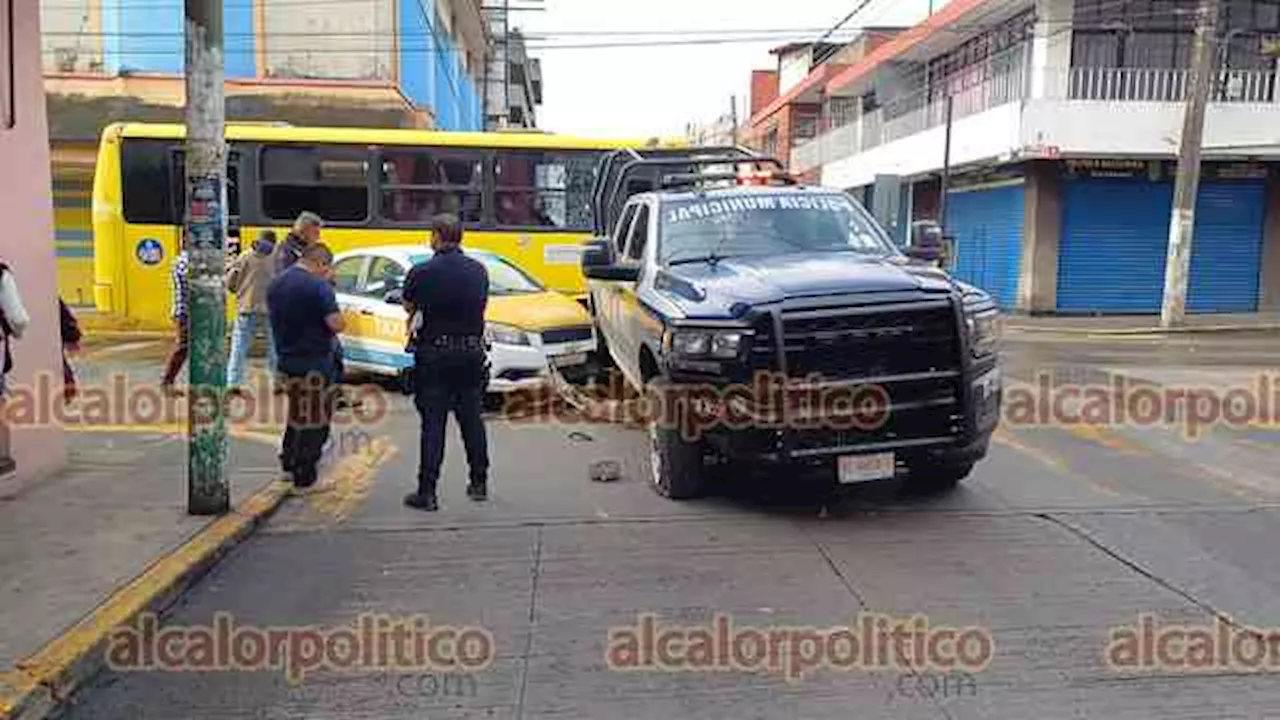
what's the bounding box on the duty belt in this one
[422,334,487,352]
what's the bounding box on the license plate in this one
[550,352,587,368]
[838,452,896,484]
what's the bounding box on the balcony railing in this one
[789,64,1280,173]
[1067,66,1277,103]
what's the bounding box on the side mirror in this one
[581,238,614,269]
[907,220,944,262]
[584,265,641,282]
[385,289,404,305]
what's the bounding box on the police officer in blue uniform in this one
[402,214,491,512]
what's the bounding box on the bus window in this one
[260,145,369,223]
[122,140,177,224]
[170,148,241,220]
[378,149,483,224]
[494,151,601,230]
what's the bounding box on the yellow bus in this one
[91,121,682,329]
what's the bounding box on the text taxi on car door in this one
[329,245,599,392]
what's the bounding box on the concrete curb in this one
[1006,323,1280,336]
[0,481,292,720]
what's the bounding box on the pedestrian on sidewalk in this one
[0,261,30,476]
[160,246,190,395]
[402,214,491,512]
[226,229,278,393]
[0,260,31,387]
[59,298,81,404]
[267,242,344,492]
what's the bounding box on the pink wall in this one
[1,0,67,495]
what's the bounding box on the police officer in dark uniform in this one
[401,214,491,512]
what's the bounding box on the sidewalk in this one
[0,429,290,719]
[1004,311,1280,335]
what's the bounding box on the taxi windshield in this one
[657,192,898,265]
[410,253,544,295]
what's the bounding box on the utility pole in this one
[1161,0,1220,328]
[938,94,954,229]
[184,0,229,515]
[729,95,738,145]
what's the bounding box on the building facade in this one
[482,5,542,130]
[42,0,489,306]
[787,0,1280,315]
[2,0,69,492]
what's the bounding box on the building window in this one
[260,145,370,223]
[494,151,600,230]
[1,0,13,129]
[378,149,482,224]
[793,111,819,141]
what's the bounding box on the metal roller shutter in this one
[1187,182,1265,313]
[1058,178,1264,313]
[946,182,1026,310]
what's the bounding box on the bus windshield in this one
[658,192,898,265]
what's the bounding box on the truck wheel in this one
[904,459,974,494]
[644,379,707,500]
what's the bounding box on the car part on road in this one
[589,459,622,482]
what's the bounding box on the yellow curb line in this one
[0,480,292,720]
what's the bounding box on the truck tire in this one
[904,459,974,494]
[644,378,707,500]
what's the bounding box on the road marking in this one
[305,436,397,523]
[1063,423,1150,456]
[992,426,1124,498]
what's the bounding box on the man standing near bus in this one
[267,242,343,491]
[160,244,190,396]
[401,214,491,512]
[274,211,322,273]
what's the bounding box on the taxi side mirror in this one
[385,289,404,305]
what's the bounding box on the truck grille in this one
[751,299,961,382]
[743,296,967,455]
[541,326,593,345]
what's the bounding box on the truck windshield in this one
[658,192,897,265]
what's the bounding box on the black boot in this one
[404,489,438,511]
[466,479,488,502]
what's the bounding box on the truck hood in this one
[657,252,958,318]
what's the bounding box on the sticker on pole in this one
[136,238,164,266]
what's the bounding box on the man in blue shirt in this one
[267,242,345,491]
[401,214,491,511]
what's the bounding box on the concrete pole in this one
[184,0,229,515]
[1161,0,1221,328]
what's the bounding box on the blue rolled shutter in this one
[946,182,1026,310]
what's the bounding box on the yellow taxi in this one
[330,245,598,392]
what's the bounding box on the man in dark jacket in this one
[401,214,491,511]
[268,242,344,492]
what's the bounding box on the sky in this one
[518,0,941,138]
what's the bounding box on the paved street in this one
[53,331,1280,719]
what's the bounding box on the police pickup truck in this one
[580,147,1002,500]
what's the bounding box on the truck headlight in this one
[965,308,1000,357]
[485,322,531,346]
[669,329,746,359]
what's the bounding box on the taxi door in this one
[348,255,413,374]
[331,254,371,360]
